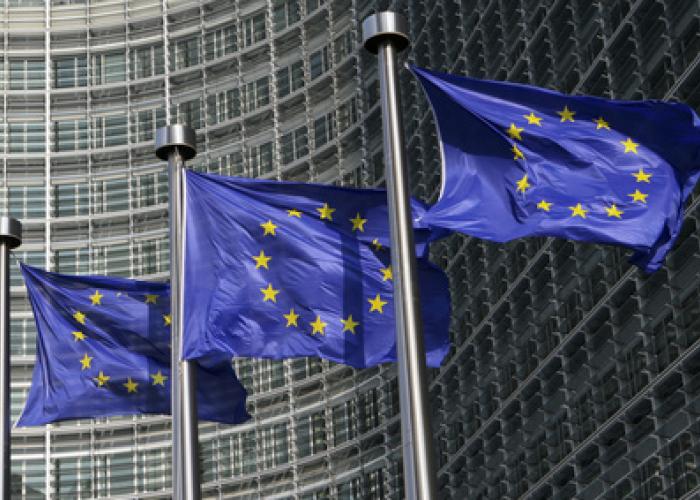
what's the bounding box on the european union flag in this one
[18,264,249,426]
[411,66,700,272]
[182,171,451,368]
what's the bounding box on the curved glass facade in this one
[4,0,700,498]
[406,1,700,499]
[6,0,392,498]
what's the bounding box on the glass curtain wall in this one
[1,0,700,498]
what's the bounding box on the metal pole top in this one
[0,218,21,249]
[362,12,409,54]
[155,124,197,161]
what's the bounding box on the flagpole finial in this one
[362,11,409,54]
[155,124,197,161]
[0,217,21,249]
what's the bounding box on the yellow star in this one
[163,314,171,326]
[516,174,530,193]
[368,293,388,313]
[506,123,524,141]
[557,105,576,122]
[606,204,623,218]
[628,189,648,203]
[287,209,302,218]
[89,290,103,305]
[380,266,393,281]
[350,213,368,232]
[620,137,639,154]
[537,200,552,212]
[260,283,280,303]
[80,353,93,370]
[260,220,277,236]
[310,315,327,335]
[593,117,610,130]
[145,294,158,304]
[523,112,542,126]
[569,203,588,218]
[252,250,272,270]
[94,371,110,387]
[632,168,652,183]
[72,331,86,341]
[317,203,335,221]
[512,143,525,161]
[341,315,360,334]
[372,239,383,251]
[73,311,86,325]
[124,377,138,393]
[283,308,299,327]
[151,370,168,386]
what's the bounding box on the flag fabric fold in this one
[411,65,700,272]
[17,264,249,426]
[182,171,451,369]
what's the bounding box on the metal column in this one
[0,216,21,499]
[155,125,201,500]
[362,12,438,500]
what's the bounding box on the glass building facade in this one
[2,0,700,498]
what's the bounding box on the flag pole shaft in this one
[156,125,201,500]
[0,217,20,499]
[362,13,438,500]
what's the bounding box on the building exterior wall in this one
[5,0,392,497]
[1,0,700,498]
[404,1,700,499]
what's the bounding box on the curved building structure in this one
[3,0,700,498]
[6,0,391,498]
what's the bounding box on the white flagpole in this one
[362,12,439,500]
[0,216,21,499]
[155,125,201,500]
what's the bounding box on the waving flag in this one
[182,171,451,368]
[18,264,249,426]
[412,66,700,272]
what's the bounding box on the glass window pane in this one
[104,52,126,83]
[260,142,273,174]
[310,51,323,79]
[314,116,327,147]
[226,88,240,118]
[105,115,127,146]
[295,126,308,158]
[26,123,45,152]
[9,61,24,90]
[105,178,129,212]
[291,60,304,91]
[256,77,269,107]
[277,67,290,98]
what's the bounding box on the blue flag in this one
[18,264,249,426]
[182,171,451,368]
[411,66,700,272]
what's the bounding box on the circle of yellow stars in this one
[71,289,172,393]
[251,202,395,337]
[508,104,652,220]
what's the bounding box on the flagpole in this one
[362,12,438,500]
[155,125,201,500]
[0,217,21,499]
